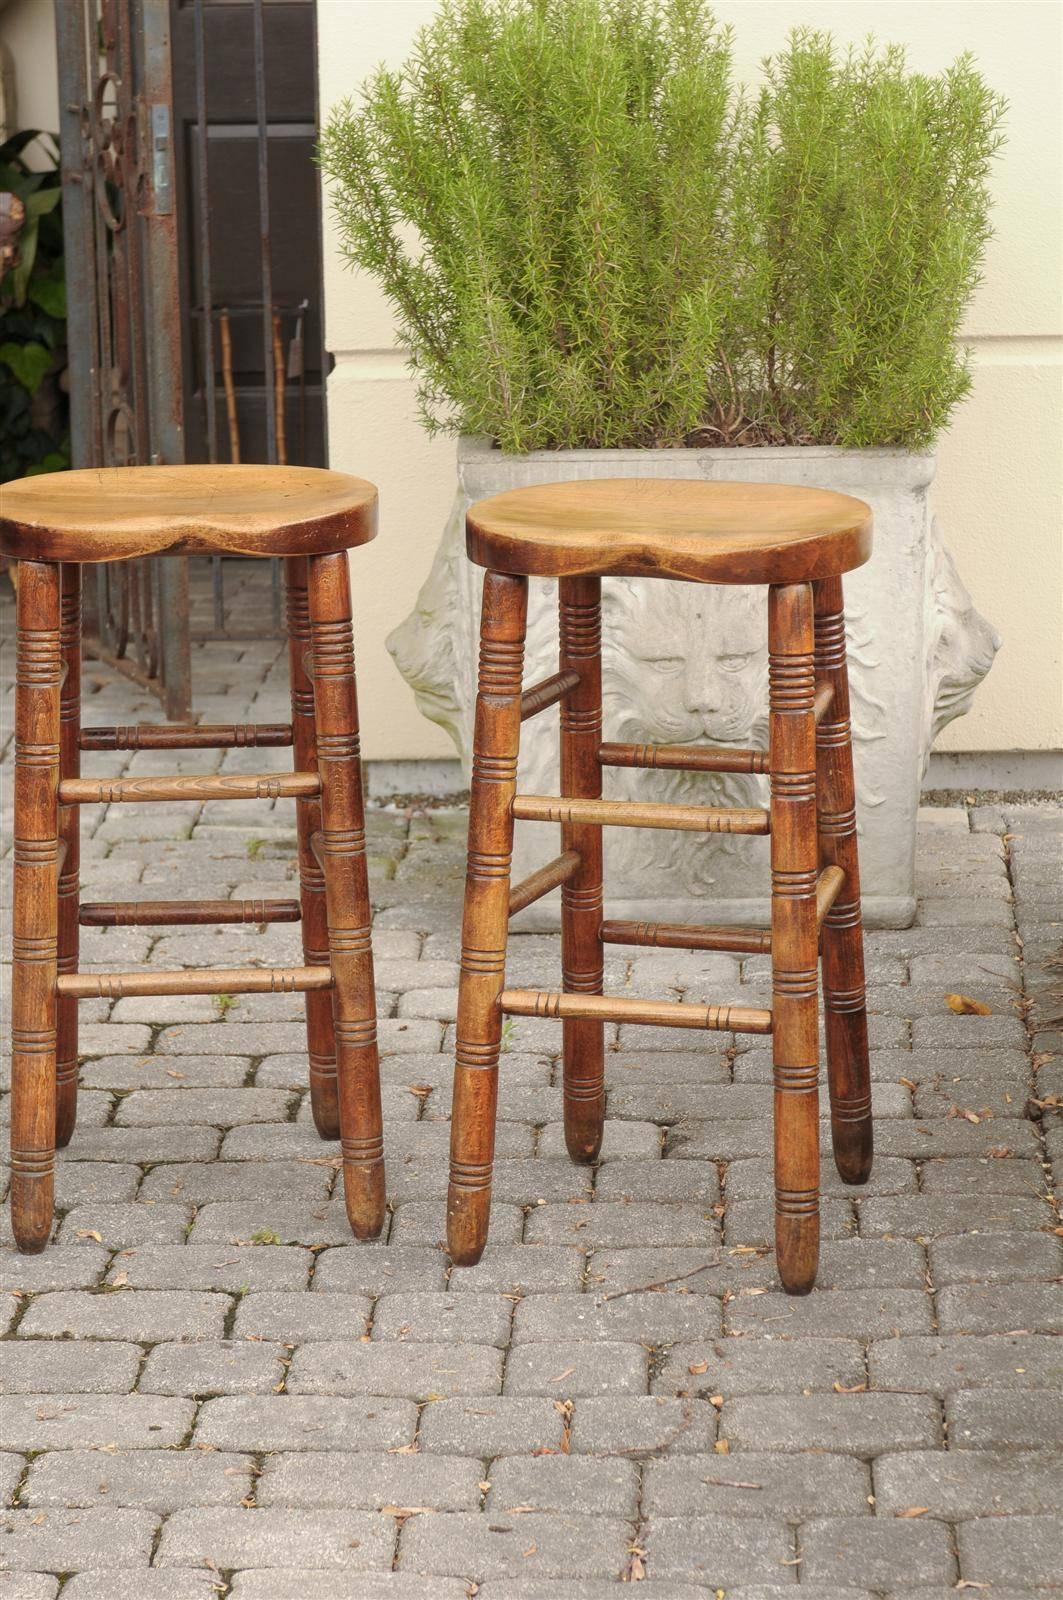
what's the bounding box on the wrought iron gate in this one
[56,0,191,716]
[55,0,328,717]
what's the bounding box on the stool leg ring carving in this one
[559,576,606,1163]
[56,563,81,1147]
[769,583,821,1295]
[814,576,873,1186]
[447,572,528,1266]
[307,552,385,1239]
[286,555,340,1140]
[11,560,62,1252]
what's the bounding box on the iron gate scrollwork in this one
[56,0,191,717]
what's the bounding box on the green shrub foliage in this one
[320,3,1005,453]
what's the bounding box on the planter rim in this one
[457,433,936,488]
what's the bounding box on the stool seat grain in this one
[466,478,872,584]
[1,463,377,562]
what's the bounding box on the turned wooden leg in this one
[307,551,384,1238]
[447,571,528,1266]
[56,563,81,1148]
[768,582,820,1295]
[558,575,605,1163]
[285,554,339,1139]
[814,576,873,1185]
[11,560,62,1252]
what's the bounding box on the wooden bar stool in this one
[447,479,875,1294]
[2,464,385,1254]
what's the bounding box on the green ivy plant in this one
[1,130,70,481]
[321,1,1006,454]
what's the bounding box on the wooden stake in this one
[814,576,873,1186]
[447,571,528,1267]
[769,582,821,1295]
[308,551,384,1239]
[286,554,339,1139]
[11,560,61,1252]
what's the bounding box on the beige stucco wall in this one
[319,0,1062,764]
[0,0,59,157]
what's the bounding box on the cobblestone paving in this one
[1,568,1061,1598]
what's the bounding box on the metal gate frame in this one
[56,0,191,717]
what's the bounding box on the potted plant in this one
[320,2,1005,926]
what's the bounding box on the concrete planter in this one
[388,436,999,927]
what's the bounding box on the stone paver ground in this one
[1,562,1061,1598]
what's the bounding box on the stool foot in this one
[559,577,605,1166]
[769,583,821,1295]
[775,1208,820,1296]
[340,1120,387,1241]
[813,578,873,1188]
[307,552,385,1238]
[447,572,528,1267]
[307,1050,340,1142]
[11,560,62,1253]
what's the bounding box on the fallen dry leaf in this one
[714,1439,730,1454]
[945,993,992,1015]
[688,1360,709,1375]
[896,1506,929,1518]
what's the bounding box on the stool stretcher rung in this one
[601,918,771,955]
[599,741,768,775]
[79,899,302,928]
[513,794,769,835]
[815,865,846,927]
[58,772,321,805]
[500,988,773,1035]
[520,669,580,721]
[509,851,581,916]
[79,723,293,751]
[57,965,333,1000]
[813,682,835,724]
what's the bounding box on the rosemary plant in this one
[320,2,1005,453]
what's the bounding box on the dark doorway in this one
[171,0,328,470]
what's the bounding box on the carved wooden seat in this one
[2,464,384,1254]
[0,464,377,563]
[449,478,875,1295]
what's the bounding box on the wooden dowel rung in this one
[520,669,580,721]
[508,851,581,916]
[598,741,768,775]
[79,899,302,928]
[79,723,293,751]
[601,918,771,955]
[57,965,333,1000]
[500,988,773,1036]
[513,794,769,835]
[813,682,835,725]
[58,772,321,805]
[815,865,847,927]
